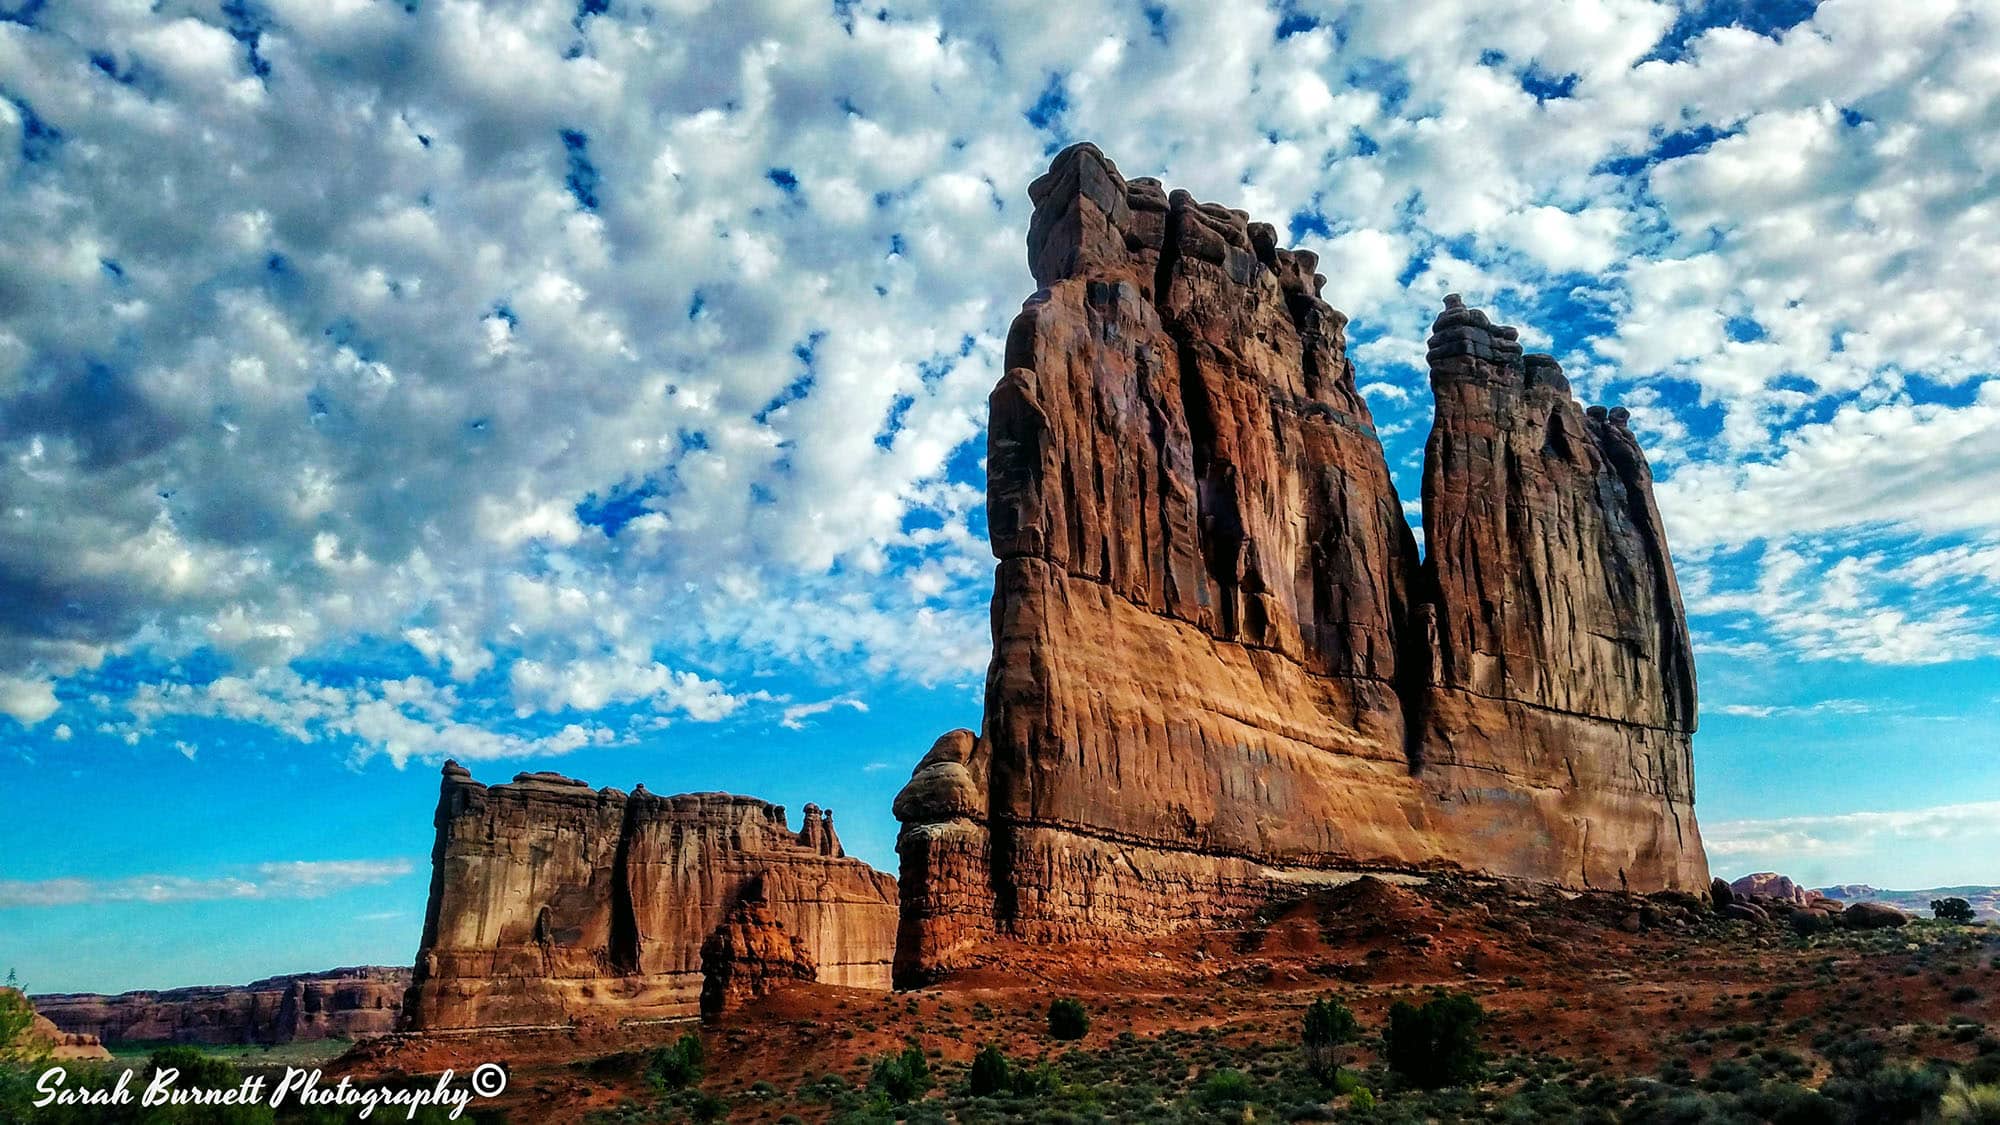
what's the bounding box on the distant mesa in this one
[31,968,406,1048]
[893,142,1706,983]
[402,763,897,1030]
[1816,882,2000,922]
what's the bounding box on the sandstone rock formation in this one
[1730,872,1812,906]
[404,764,897,1030]
[7,989,112,1060]
[698,879,818,1018]
[32,968,406,1046]
[893,143,1707,982]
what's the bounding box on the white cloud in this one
[0,676,58,727]
[122,668,628,767]
[0,858,414,909]
[0,0,1997,765]
[1706,801,2000,866]
[1710,699,1875,719]
[780,694,870,731]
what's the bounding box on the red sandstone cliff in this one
[403,764,897,1030]
[893,143,1707,982]
[31,967,406,1046]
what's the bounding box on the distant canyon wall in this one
[404,764,897,1029]
[32,968,407,1045]
[893,143,1705,982]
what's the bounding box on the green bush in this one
[0,989,36,1062]
[1195,1068,1254,1105]
[1302,996,1359,1083]
[1943,1075,2000,1123]
[1741,1081,1846,1124]
[1009,1060,1061,1097]
[1935,898,1977,923]
[1047,997,1090,1041]
[869,1043,933,1103]
[648,1033,706,1091]
[1384,992,1485,1090]
[967,1043,1009,1096]
[1824,1063,1947,1123]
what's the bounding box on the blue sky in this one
[3,0,1999,994]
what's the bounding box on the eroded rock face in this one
[893,143,1707,982]
[404,763,897,1030]
[1417,294,1704,892]
[31,968,406,1046]
[698,879,818,1018]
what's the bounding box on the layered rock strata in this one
[32,968,407,1046]
[404,764,897,1030]
[893,143,1705,982]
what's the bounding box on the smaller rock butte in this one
[403,763,897,1030]
[893,142,1705,984]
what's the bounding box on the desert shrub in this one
[1047,997,1090,1041]
[1302,996,1359,1084]
[1349,1085,1376,1111]
[1935,898,1977,923]
[869,1043,932,1103]
[1742,1082,1847,1125]
[1702,1058,1762,1094]
[147,1044,252,1093]
[0,990,35,1062]
[1942,1075,2000,1123]
[1196,1068,1255,1105]
[1824,1033,1886,1078]
[648,1033,706,1091]
[967,1043,1009,1096]
[1385,992,1485,1089]
[1010,1060,1061,1097]
[1824,1063,1947,1122]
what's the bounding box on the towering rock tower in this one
[893,144,1705,982]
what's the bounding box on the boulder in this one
[1724,902,1770,924]
[1842,902,1911,930]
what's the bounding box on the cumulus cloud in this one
[2,0,1997,764]
[0,859,415,909]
